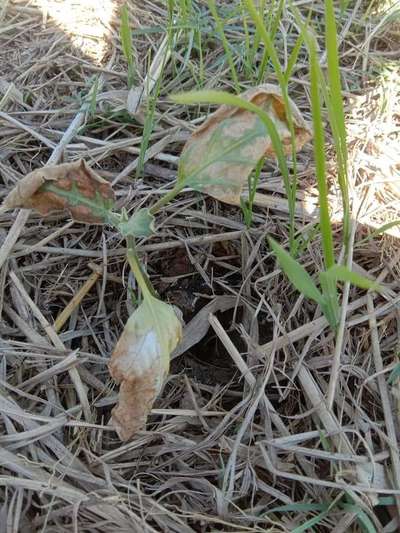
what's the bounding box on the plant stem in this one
[126,236,156,298]
[149,181,186,215]
[319,273,339,329]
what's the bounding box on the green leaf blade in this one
[323,264,381,292]
[388,362,400,385]
[268,237,325,306]
[324,0,350,246]
[120,3,135,88]
[117,208,155,238]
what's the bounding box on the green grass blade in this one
[246,0,267,65]
[377,497,396,506]
[319,272,339,329]
[135,55,166,180]
[325,0,347,145]
[309,46,334,269]
[167,0,175,23]
[341,504,377,533]
[242,0,298,255]
[248,157,263,207]
[359,219,400,243]
[268,237,325,306]
[388,362,400,385]
[293,6,349,252]
[241,156,264,227]
[284,33,304,83]
[207,0,240,92]
[325,0,350,247]
[135,96,157,179]
[195,28,205,84]
[242,0,285,86]
[355,511,377,533]
[257,0,285,83]
[120,3,135,89]
[136,35,170,179]
[177,0,192,22]
[241,3,252,79]
[267,503,330,514]
[295,14,335,270]
[322,265,381,291]
[291,511,329,533]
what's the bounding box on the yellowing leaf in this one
[109,295,182,441]
[178,84,311,205]
[2,160,115,224]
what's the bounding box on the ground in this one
[0,0,400,531]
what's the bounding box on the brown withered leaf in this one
[179,84,312,205]
[109,295,182,441]
[2,160,115,224]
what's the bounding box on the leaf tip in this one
[109,297,182,440]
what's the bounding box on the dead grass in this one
[0,0,400,531]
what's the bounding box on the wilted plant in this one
[2,84,314,439]
[1,159,181,441]
[1,6,381,435]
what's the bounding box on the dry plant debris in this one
[1,159,115,224]
[0,0,400,532]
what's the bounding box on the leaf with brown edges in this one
[178,84,312,205]
[2,160,115,225]
[109,294,182,441]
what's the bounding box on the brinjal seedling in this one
[2,85,316,440]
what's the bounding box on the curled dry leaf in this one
[109,295,182,441]
[2,160,115,224]
[179,84,312,205]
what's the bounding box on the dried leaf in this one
[109,295,182,441]
[2,160,115,224]
[179,84,312,205]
